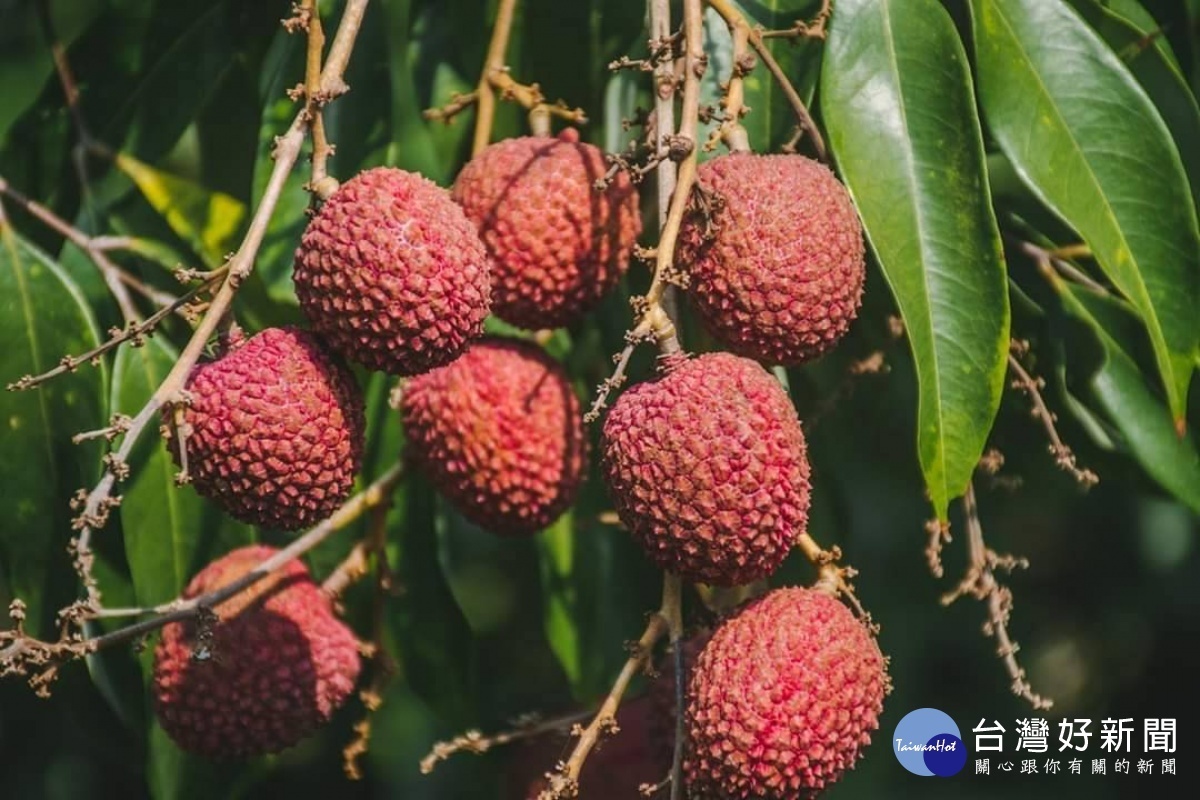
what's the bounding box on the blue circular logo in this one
[893,708,966,777]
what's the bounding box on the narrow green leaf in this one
[970,0,1200,426]
[0,226,106,632]
[537,512,581,689]
[147,721,251,800]
[389,474,478,726]
[112,339,254,609]
[821,0,1010,518]
[115,152,247,267]
[382,0,459,184]
[1050,277,1200,513]
[1069,0,1200,215]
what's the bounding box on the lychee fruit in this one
[175,326,364,531]
[400,337,588,536]
[152,545,361,759]
[293,167,490,375]
[677,153,865,365]
[600,352,811,585]
[451,130,641,329]
[685,587,887,798]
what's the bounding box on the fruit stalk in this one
[0,460,406,688]
[706,0,827,161]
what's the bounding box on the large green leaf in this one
[0,226,106,633]
[112,339,254,610]
[970,0,1200,427]
[1050,277,1200,513]
[821,0,1010,519]
[1069,0,1200,215]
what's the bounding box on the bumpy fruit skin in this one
[685,588,887,799]
[677,154,865,365]
[601,352,811,585]
[293,167,490,375]
[176,327,364,531]
[400,337,588,536]
[451,130,641,329]
[152,546,361,760]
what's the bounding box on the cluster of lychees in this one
[153,130,637,758]
[155,123,887,798]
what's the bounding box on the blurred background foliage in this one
[1,0,1199,797]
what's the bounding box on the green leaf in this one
[821,0,1010,519]
[0,0,104,145]
[383,0,461,184]
[970,0,1200,427]
[147,721,255,800]
[389,473,478,726]
[537,512,581,689]
[1069,0,1200,215]
[115,152,247,268]
[1050,277,1200,513]
[112,339,254,610]
[0,225,106,633]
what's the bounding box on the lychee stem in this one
[539,578,673,799]
[706,0,828,162]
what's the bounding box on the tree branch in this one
[1,460,405,694]
[472,0,519,155]
[538,576,676,799]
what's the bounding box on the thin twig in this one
[706,18,751,153]
[759,0,832,40]
[940,483,1052,710]
[0,175,138,323]
[420,708,593,775]
[6,274,222,392]
[705,0,827,161]
[423,91,479,124]
[539,578,676,798]
[472,0,519,155]
[1015,238,1108,295]
[1,461,405,693]
[36,0,99,229]
[296,0,337,198]
[1007,345,1098,487]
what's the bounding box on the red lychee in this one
[685,587,887,798]
[451,131,641,329]
[600,352,811,585]
[677,153,865,365]
[175,326,364,531]
[293,167,490,375]
[400,337,588,536]
[152,545,361,759]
